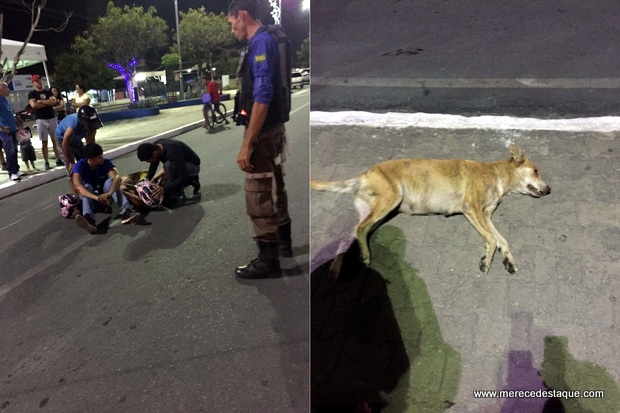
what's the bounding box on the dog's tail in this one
[310,177,360,194]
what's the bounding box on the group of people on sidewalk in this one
[0,75,97,180]
[2,0,294,280]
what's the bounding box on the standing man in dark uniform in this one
[227,0,293,279]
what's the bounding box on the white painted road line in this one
[312,77,620,89]
[311,111,620,132]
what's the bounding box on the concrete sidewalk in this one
[310,123,620,412]
[0,101,235,200]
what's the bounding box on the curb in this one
[0,120,203,200]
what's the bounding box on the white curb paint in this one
[311,111,620,133]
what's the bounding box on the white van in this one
[291,71,304,89]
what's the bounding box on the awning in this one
[1,38,47,70]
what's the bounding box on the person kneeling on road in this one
[72,143,139,234]
[56,105,102,165]
[136,138,201,207]
[56,105,103,193]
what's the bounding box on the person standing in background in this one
[51,86,67,121]
[27,74,63,170]
[0,81,21,181]
[71,84,91,112]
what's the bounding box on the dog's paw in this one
[503,258,518,274]
[479,256,488,273]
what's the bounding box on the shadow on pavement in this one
[540,336,620,413]
[122,201,206,261]
[235,257,311,412]
[200,183,242,203]
[311,225,461,413]
[501,349,549,412]
[501,326,620,413]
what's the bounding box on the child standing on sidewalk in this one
[16,116,37,172]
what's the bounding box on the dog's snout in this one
[542,185,551,196]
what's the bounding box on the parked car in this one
[300,68,310,86]
[291,71,304,89]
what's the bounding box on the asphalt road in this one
[311,0,620,116]
[0,93,310,412]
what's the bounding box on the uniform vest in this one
[237,25,291,131]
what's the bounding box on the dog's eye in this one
[534,169,539,175]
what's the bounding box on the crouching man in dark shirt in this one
[136,138,201,206]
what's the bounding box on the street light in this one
[174,0,183,100]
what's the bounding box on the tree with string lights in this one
[72,1,168,103]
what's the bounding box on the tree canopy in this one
[51,52,117,92]
[73,1,169,66]
[71,1,169,101]
[177,7,236,76]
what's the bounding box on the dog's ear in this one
[508,144,525,164]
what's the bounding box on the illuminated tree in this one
[73,1,168,102]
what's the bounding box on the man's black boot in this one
[278,222,293,257]
[163,190,186,208]
[186,175,201,195]
[235,242,282,279]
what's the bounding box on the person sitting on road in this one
[72,143,139,234]
[120,170,149,208]
[136,138,201,207]
[202,71,229,127]
[120,170,167,209]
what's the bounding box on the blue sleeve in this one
[72,159,87,177]
[253,76,274,106]
[103,159,115,173]
[56,115,80,140]
[250,33,277,105]
[68,116,80,132]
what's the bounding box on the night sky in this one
[1,0,309,70]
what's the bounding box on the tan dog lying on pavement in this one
[311,144,551,276]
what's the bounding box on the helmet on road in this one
[77,105,103,132]
[136,180,163,208]
[59,193,82,218]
